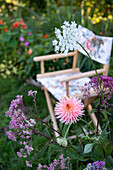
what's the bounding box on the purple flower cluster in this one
[24,41,30,47]
[37,154,70,170]
[84,161,107,170]
[20,36,24,42]
[28,90,37,97]
[19,36,30,48]
[84,75,113,108]
[5,93,36,158]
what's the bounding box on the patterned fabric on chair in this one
[37,73,90,101]
[77,25,112,65]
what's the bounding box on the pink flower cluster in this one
[84,75,113,108]
[5,94,36,158]
[37,154,70,170]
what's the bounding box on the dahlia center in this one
[66,103,71,110]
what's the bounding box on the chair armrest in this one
[59,68,105,82]
[33,51,76,62]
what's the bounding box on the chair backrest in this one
[77,25,112,64]
[34,50,80,78]
[34,26,112,77]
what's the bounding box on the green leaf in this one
[100,110,109,119]
[67,145,88,161]
[0,32,11,43]
[88,109,97,115]
[106,155,113,167]
[84,143,94,154]
[8,39,17,48]
[83,128,89,137]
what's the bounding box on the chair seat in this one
[37,72,91,100]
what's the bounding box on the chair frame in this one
[33,49,109,139]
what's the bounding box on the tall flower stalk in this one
[52,21,111,139]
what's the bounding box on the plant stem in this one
[30,127,57,144]
[77,42,110,139]
[64,123,72,138]
[30,141,53,163]
[18,105,62,136]
[84,115,91,137]
[77,41,107,117]
[37,117,62,136]
[96,97,101,134]
[77,121,86,136]
[33,96,38,117]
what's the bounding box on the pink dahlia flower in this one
[55,97,84,125]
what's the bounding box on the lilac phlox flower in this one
[17,151,22,158]
[5,94,35,160]
[25,145,33,155]
[6,131,17,141]
[37,154,70,169]
[92,161,99,166]
[24,41,30,47]
[83,75,113,108]
[5,95,23,118]
[28,90,37,97]
[20,36,24,42]
[28,32,32,36]
[84,161,107,170]
[26,160,32,168]
[37,164,43,170]
[99,161,105,167]
[92,161,106,169]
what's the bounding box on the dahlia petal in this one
[54,97,84,125]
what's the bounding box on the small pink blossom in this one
[20,36,24,42]
[17,152,22,158]
[54,97,84,124]
[85,39,92,50]
[28,32,32,36]
[27,48,32,55]
[24,41,30,47]
[26,160,32,168]
[28,90,37,97]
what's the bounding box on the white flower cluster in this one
[52,21,80,56]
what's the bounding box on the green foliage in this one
[0,0,113,79]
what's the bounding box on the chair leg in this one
[87,104,102,133]
[44,88,59,140]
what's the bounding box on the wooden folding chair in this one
[33,26,112,139]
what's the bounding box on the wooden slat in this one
[33,51,76,62]
[103,64,109,76]
[44,88,59,141]
[41,60,45,74]
[87,104,102,133]
[71,90,98,99]
[66,82,69,97]
[59,68,105,82]
[36,68,80,78]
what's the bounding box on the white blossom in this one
[53,21,80,55]
[52,40,58,46]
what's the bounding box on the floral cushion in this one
[37,72,90,101]
[77,25,113,65]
